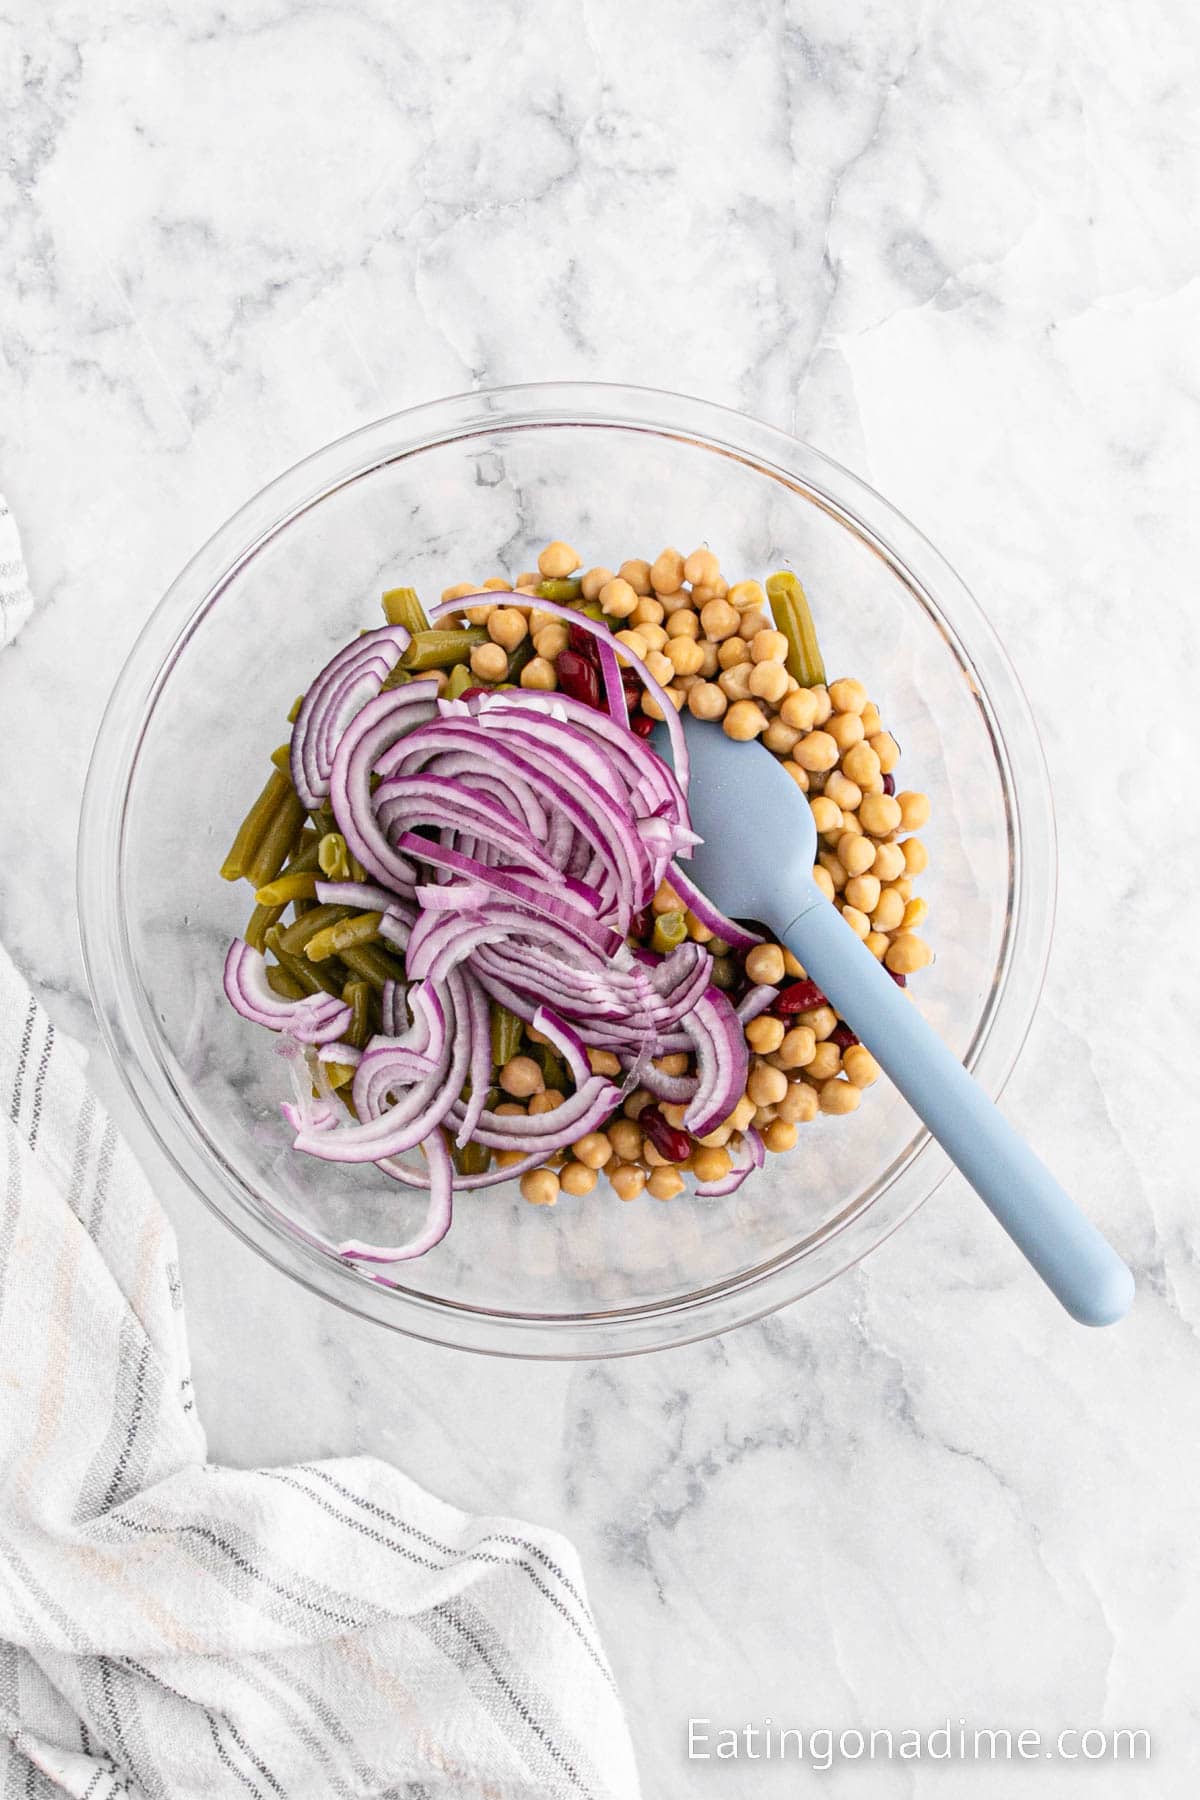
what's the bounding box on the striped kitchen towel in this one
[0,499,640,1800]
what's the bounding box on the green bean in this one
[276,903,356,956]
[506,637,536,683]
[263,927,345,997]
[245,902,285,952]
[536,578,583,602]
[244,784,308,891]
[269,743,293,774]
[444,662,475,701]
[305,911,383,963]
[220,768,292,883]
[308,804,337,839]
[342,980,372,1050]
[254,870,320,907]
[453,1139,492,1176]
[318,832,366,882]
[265,962,307,1001]
[400,627,488,672]
[287,693,305,723]
[537,1044,570,1094]
[285,831,321,873]
[380,663,412,691]
[490,1002,524,1068]
[381,585,430,634]
[322,1060,357,1090]
[651,909,688,956]
[338,942,407,990]
[766,571,826,689]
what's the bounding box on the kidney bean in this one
[568,622,600,658]
[830,1022,859,1049]
[881,772,896,795]
[638,1105,693,1164]
[774,979,828,1014]
[556,649,602,710]
[630,907,650,941]
[631,713,656,739]
[887,968,907,987]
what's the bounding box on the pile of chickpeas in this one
[435,541,933,1208]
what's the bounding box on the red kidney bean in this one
[459,686,488,702]
[881,772,896,795]
[556,649,602,710]
[830,1023,859,1049]
[638,1105,693,1164]
[887,968,907,987]
[774,979,828,1014]
[568,623,600,658]
[631,713,656,738]
[630,907,650,941]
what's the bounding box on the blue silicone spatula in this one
[662,711,1133,1326]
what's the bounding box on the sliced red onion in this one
[693,1127,764,1197]
[680,987,750,1138]
[337,1128,454,1262]
[595,634,629,728]
[314,879,410,913]
[290,624,411,810]
[736,985,780,1024]
[665,859,763,951]
[223,940,351,1045]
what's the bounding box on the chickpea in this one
[685,909,713,942]
[859,793,903,837]
[841,741,881,789]
[699,597,740,640]
[837,832,876,878]
[442,581,479,603]
[717,636,750,670]
[528,1089,565,1115]
[652,880,682,914]
[572,1132,613,1169]
[727,580,766,612]
[864,931,889,960]
[762,718,801,755]
[654,590,688,617]
[641,650,672,688]
[463,601,495,625]
[623,1086,655,1118]
[533,623,569,660]
[828,677,868,715]
[666,608,701,640]
[698,641,720,677]
[802,1005,838,1040]
[781,948,805,977]
[598,577,639,619]
[763,1118,798,1154]
[639,623,668,653]
[641,1142,669,1168]
[650,548,686,594]
[608,1119,644,1163]
[737,608,767,641]
[690,580,729,605]
[647,1165,686,1201]
[487,607,527,650]
[779,688,820,731]
[723,698,768,740]
[655,1051,690,1076]
[586,1048,621,1076]
[747,1061,789,1107]
[902,896,929,931]
[871,886,906,932]
[818,849,847,890]
[808,686,833,725]
[717,668,753,710]
[777,1079,819,1124]
[871,841,906,882]
[687,681,727,722]
[807,1042,842,1082]
[538,541,579,579]
[902,836,929,875]
[629,595,665,628]
[666,636,705,677]
[696,1122,734,1148]
[609,1163,646,1201]
[618,558,653,596]
[748,660,790,705]
[660,1102,689,1129]
[746,1014,786,1054]
[896,791,931,831]
[470,642,509,683]
[579,565,613,601]
[777,1025,817,1069]
[520,656,557,690]
[680,547,716,587]
[613,629,648,663]
[885,932,933,975]
[844,872,882,914]
[792,730,839,772]
[493,1101,526,1117]
[858,700,881,733]
[825,770,863,813]
[840,903,871,939]
[499,1055,544,1098]
[520,1167,560,1206]
[869,731,900,773]
[819,1078,861,1115]
[749,628,789,665]
[727,1093,758,1132]
[842,1045,881,1088]
[828,711,865,752]
[809,796,843,837]
[811,861,835,900]
[495,1148,528,1170]
[745,942,786,985]
[515,572,540,590]
[691,1145,733,1184]
[560,1160,598,1196]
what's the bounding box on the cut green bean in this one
[338,942,407,989]
[276,903,356,956]
[506,637,536,683]
[400,627,488,672]
[254,870,320,907]
[265,962,307,1001]
[245,902,285,953]
[536,578,583,602]
[342,980,372,1050]
[263,927,345,997]
[305,911,384,963]
[651,909,688,956]
[285,831,321,873]
[317,832,367,882]
[766,570,826,689]
[287,693,305,723]
[244,784,308,891]
[381,585,430,634]
[537,1044,570,1095]
[453,1139,492,1177]
[322,1060,357,1090]
[490,1002,524,1068]
[380,663,412,691]
[220,768,292,883]
[269,743,292,774]
[444,662,475,701]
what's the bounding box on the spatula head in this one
[658,711,817,931]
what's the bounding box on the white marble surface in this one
[4,0,1200,1793]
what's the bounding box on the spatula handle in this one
[781,890,1133,1326]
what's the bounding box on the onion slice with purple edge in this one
[666,858,763,952]
[290,623,411,810]
[223,940,352,1045]
[336,1127,455,1263]
[693,1126,764,1197]
[679,986,750,1137]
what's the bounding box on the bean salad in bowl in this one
[219,539,932,1268]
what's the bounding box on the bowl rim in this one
[77,378,1057,1358]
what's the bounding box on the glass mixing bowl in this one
[78,382,1056,1357]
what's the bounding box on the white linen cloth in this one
[0,499,640,1800]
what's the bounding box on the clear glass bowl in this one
[78,382,1056,1358]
